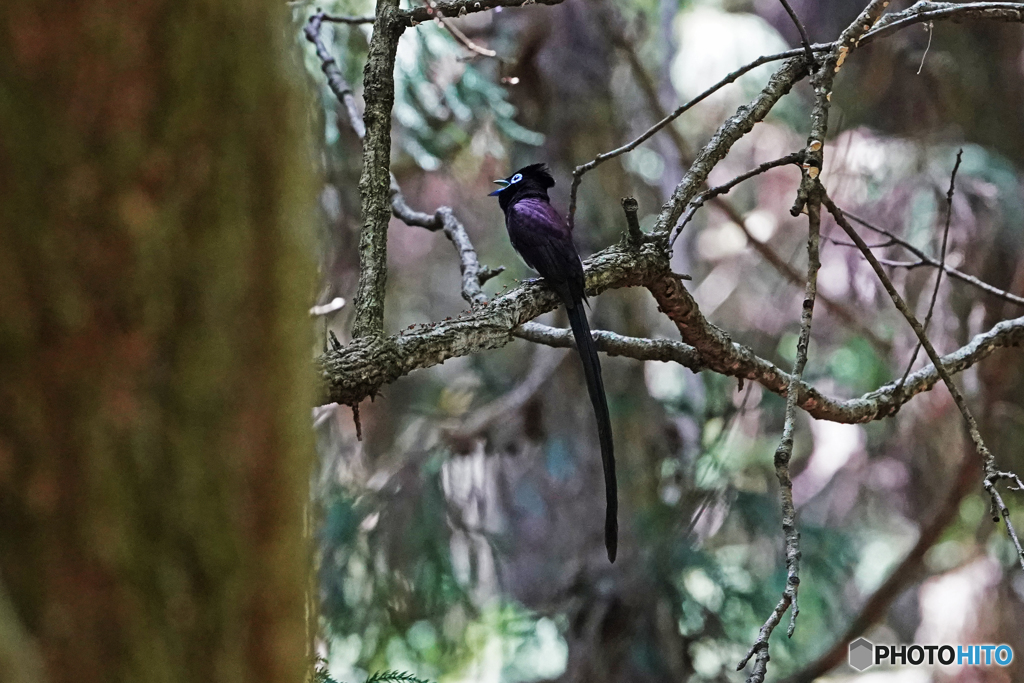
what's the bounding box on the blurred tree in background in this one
[305,1,1024,682]
[0,1,314,682]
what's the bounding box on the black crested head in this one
[515,163,555,188]
[489,163,556,212]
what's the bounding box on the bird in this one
[489,163,618,562]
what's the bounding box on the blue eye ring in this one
[510,173,523,184]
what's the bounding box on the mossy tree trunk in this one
[0,2,314,682]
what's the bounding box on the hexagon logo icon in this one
[849,638,874,671]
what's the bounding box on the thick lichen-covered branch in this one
[512,313,1024,425]
[352,0,404,339]
[312,0,1024,429]
[866,1,1024,43]
[317,243,670,405]
[515,321,702,366]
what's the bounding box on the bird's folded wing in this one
[507,200,585,298]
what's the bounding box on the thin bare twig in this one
[670,153,803,245]
[444,344,567,443]
[389,180,499,306]
[897,149,962,394]
[742,3,891,679]
[823,195,990,464]
[582,0,1024,233]
[596,7,890,353]
[984,472,1024,571]
[439,16,498,58]
[321,13,376,25]
[735,217,891,352]
[842,212,1024,307]
[916,21,934,74]
[782,439,979,683]
[777,0,816,66]
[417,0,497,58]
[826,236,897,250]
[304,11,366,139]
[865,1,1024,45]
[737,192,821,682]
[514,321,702,366]
[779,198,820,630]
[823,193,1024,573]
[567,46,821,228]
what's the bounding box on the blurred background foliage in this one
[294,0,1024,680]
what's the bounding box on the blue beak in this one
[488,179,509,196]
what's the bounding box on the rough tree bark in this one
[0,2,314,683]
